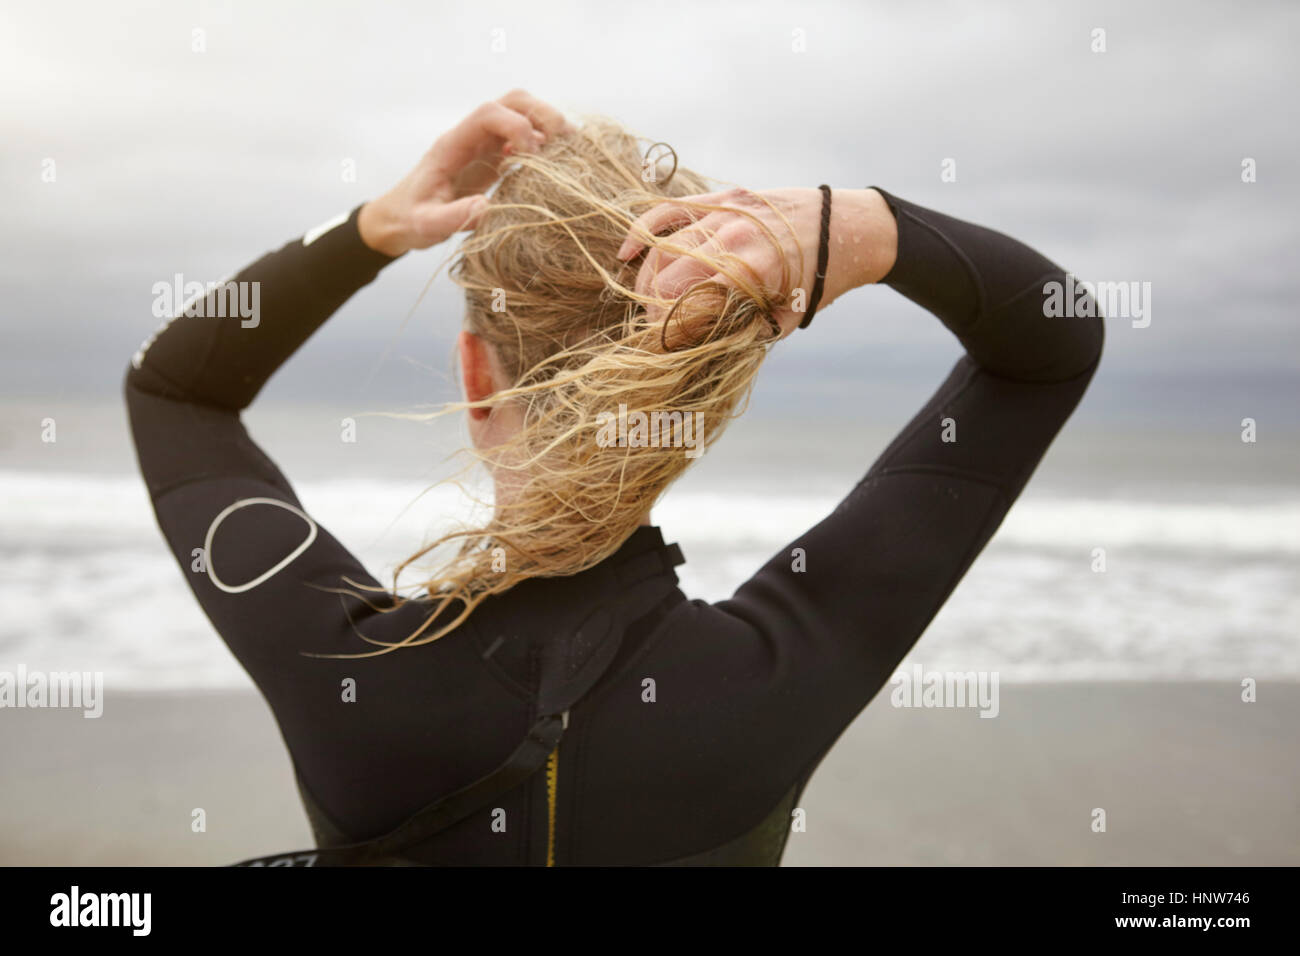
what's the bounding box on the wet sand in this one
[1,682,1295,866]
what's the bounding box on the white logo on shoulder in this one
[303,211,349,247]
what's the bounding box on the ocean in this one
[1,399,1297,689]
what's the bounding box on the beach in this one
[3,406,1297,866]
[3,0,1298,881]
[2,682,1295,866]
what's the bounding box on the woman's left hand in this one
[617,186,897,338]
[358,90,573,257]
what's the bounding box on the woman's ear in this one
[458,330,495,421]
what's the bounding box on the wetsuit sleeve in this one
[123,207,405,688]
[720,189,1104,732]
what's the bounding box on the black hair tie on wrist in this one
[798,184,833,330]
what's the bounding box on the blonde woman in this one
[126,90,1102,866]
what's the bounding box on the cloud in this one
[2,0,1297,423]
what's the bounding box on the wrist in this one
[824,188,897,301]
[358,195,410,258]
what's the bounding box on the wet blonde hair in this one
[357,117,801,653]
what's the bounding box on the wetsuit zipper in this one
[544,749,558,866]
[546,709,569,867]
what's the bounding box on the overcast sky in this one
[2,0,1297,429]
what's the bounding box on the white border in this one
[204,497,319,594]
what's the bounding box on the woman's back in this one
[125,98,1101,865]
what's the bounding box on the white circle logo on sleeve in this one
[204,497,319,595]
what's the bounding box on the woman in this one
[126,90,1103,866]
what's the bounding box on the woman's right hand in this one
[616,186,898,337]
[358,90,574,257]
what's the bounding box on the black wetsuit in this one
[125,189,1103,865]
